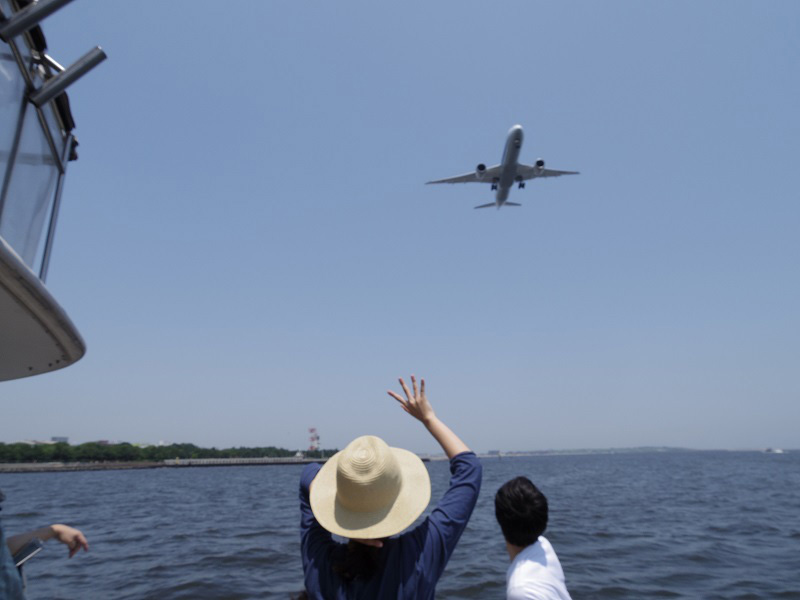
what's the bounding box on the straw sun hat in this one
[310,435,431,539]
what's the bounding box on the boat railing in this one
[0,0,105,280]
[0,0,104,381]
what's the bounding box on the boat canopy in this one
[0,0,104,380]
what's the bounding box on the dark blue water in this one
[1,451,799,599]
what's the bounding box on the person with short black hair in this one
[495,477,571,600]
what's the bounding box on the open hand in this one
[51,524,89,558]
[388,375,435,425]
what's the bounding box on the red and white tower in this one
[308,428,320,451]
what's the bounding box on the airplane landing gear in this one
[491,183,498,191]
[518,182,525,189]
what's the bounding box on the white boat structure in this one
[0,0,105,381]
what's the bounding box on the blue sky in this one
[2,1,799,453]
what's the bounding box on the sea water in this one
[1,451,798,599]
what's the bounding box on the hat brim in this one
[310,446,431,539]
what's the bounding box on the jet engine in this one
[475,164,487,179]
[535,158,545,169]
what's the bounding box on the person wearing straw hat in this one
[298,375,482,599]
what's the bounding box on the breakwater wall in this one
[0,456,327,474]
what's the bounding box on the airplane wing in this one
[426,165,502,184]
[517,165,580,181]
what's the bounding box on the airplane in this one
[426,124,579,209]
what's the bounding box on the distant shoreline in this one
[0,456,326,474]
[0,447,789,474]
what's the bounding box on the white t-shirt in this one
[506,536,572,600]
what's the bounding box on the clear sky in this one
[2,1,799,454]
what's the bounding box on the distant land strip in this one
[0,446,789,473]
[0,456,327,474]
[0,441,338,470]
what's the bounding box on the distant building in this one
[51,436,69,444]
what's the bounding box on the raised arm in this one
[388,375,470,459]
[6,524,89,559]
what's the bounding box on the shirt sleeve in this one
[0,516,26,600]
[506,584,531,600]
[299,463,333,566]
[299,463,322,532]
[408,452,482,583]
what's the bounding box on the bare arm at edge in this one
[388,375,470,459]
[6,524,89,559]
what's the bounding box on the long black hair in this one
[293,539,384,597]
[331,540,383,582]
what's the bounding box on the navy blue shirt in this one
[299,452,482,600]
[0,491,25,600]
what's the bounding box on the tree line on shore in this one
[0,442,338,463]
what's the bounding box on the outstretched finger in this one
[420,378,425,397]
[398,378,413,402]
[387,390,406,406]
[411,375,418,398]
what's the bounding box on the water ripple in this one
[2,452,799,598]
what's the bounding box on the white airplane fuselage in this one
[494,125,524,204]
[426,124,578,209]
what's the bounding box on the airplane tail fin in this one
[474,202,496,209]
